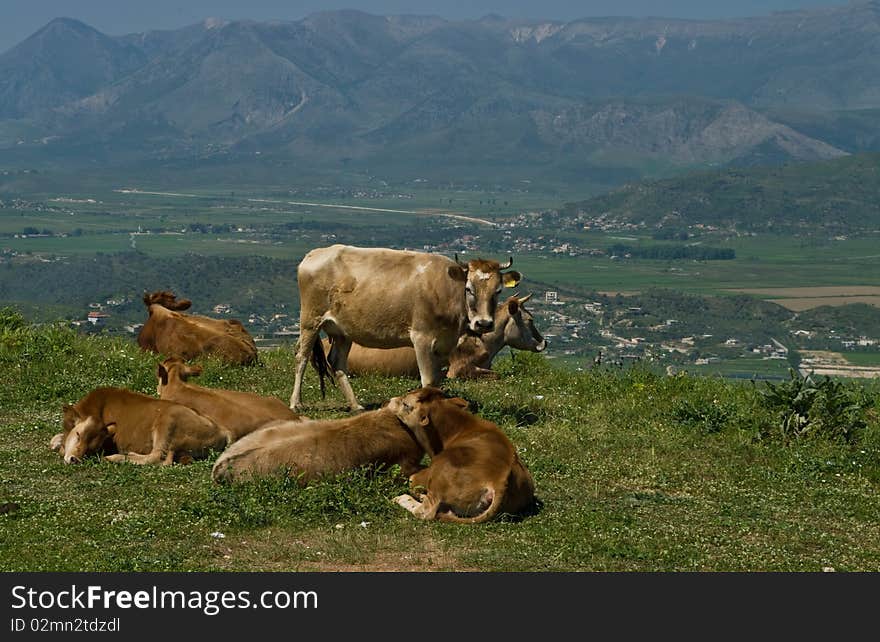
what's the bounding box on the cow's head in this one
[453,255,521,334]
[502,294,547,353]
[386,387,468,455]
[156,358,203,394]
[60,405,114,464]
[143,290,192,311]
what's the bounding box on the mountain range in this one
[2,3,880,183]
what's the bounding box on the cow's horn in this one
[519,292,532,303]
[454,253,468,269]
[499,256,513,269]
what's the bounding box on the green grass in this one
[844,352,880,367]
[686,357,793,379]
[2,317,880,571]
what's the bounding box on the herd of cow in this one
[49,245,547,524]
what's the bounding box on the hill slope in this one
[561,152,880,232]
[1,316,878,572]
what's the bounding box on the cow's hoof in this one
[393,494,421,513]
[49,433,64,452]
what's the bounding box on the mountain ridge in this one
[1,4,879,182]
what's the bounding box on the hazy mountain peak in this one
[203,17,228,30]
[509,23,564,44]
[1,4,879,181]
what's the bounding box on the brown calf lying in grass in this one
[51,387,231,465]
[138,290,258,365]
[211,409,424,484]
[156,358,306,442]
[387,387,536,524]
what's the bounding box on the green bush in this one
[758,369,870,442]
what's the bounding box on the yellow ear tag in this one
[502,271,521,288]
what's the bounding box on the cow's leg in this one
[412,333,442,387]
[105,451,164,465]
[393,492,441,520]
[108,414,173,465]
[49,433,65,453]
[326,335,364,412]
[290,325,319,410]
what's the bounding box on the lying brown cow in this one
[387,387,536,524]
[211,409,424,484]
[138,291,258,365]
[324,294,546,379]
[156,358,305,442]
[52,387,231,465]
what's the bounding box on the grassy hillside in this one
[562,153,880,233]
[1,311,879,571]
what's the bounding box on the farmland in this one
[2,174,880,379]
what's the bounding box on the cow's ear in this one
[447,265,467,282]
[175,298,193,311]
[508,299,520,315]
[156,364,169,385]
[62,404,79,420]
[502,270,522,288]
[419,413,430,427]
[448,397,469,409]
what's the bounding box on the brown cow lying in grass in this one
[320,294,547,380]
[387,387,536,524]
[211,409,424,484]
[156,358,306,442]
[51,387,231,465]
[138,291,258,365]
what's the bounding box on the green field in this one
[6,185,880,298]
[686,357,792,380]
[1,319,879,571]
[845,352,880,367]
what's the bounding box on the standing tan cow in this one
[289,245,521,411]
[138,291,258,365]
[323,294,547,379]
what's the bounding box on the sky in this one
[0,0,854,53]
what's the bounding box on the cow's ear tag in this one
[502,271,521,288]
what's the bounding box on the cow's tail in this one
[436,483,505,525]
[309,336,334,399]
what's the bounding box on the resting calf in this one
[156,358,305,442]
[211,409,424,484]
[52,387,230,465]
[387,387,536,524]
[138,290,258,365]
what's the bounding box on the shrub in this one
[758,369,870,442]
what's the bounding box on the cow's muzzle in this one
[471,318,494,333]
